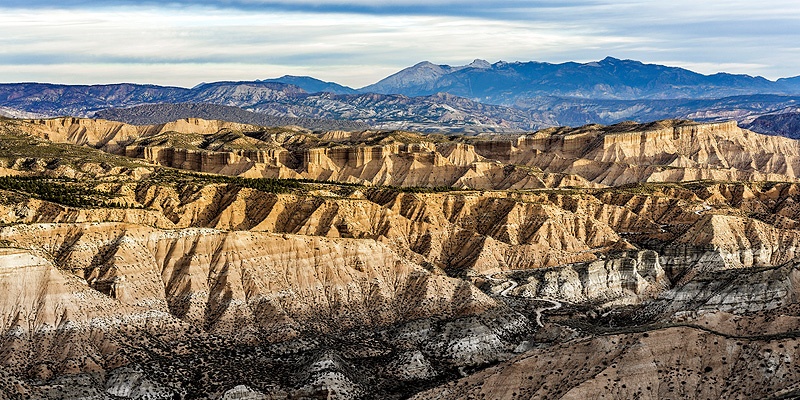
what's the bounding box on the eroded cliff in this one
[14,117,800,190]
[2,117,800,398]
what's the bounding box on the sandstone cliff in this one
[15,117,800,189]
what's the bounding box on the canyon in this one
[1,116,800,398]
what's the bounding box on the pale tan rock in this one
[0,223,497,339]
[412,326,800,400]
[21,118,800,190]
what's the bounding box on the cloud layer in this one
[1,1,798,87]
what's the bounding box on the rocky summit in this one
[2,115,800,399]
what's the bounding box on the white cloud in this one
[0,7,644,86]
[0,1,799,86]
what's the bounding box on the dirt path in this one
[486,271,563,328]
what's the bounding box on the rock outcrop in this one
[0,223,496,340]
[15,117,800,189]
[413,325,800,399]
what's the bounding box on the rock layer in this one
[15,117,800,189]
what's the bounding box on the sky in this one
[1,0,799,88]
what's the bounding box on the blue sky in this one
[1,0,799,87]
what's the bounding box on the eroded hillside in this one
[2,117,800,398]
[10,117,800,190]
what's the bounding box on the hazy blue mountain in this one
[0,83,190,116]
[360,57,796,103]
[743,111,800,138]
[260,75,357,94]
[777,76,800,92]
[4,58,800,134]
[360,59,491,97]
[516,94,800,127]
[92,92,538,133]
[0,81,306,117]
[186,81,306,106]
[246,91,540,132]
[94,103,369,131]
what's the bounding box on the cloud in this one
[0,6,642,87]
[0,1,799,86]
[0,1,600,19]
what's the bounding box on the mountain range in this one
[259,75,358,95]
[363,57,800,102]
[3,57,800,133]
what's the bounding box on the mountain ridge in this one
[362,57,800,102]
[94,102,370,131]
[4,57,800,133]
[260,75,358,94]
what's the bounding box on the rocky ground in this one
[1,116,800,398]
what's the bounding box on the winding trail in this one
[486,271,562,328]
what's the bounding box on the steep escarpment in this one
[502,120,800,185]
[13,117,800,189]
[0,223,495,338]
[8,172,800,280]
[0,183,629,276]
[0,223,520,398]
[19,117,263,153]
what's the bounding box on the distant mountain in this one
[0,106,44,119]
[361,59,491,96]
[0,82,544,132]
[777,75,800,89]
[260,75,357,95]
[361,57,800,103]
[247,91,541,132]
[187,81,305,105]
[94,103,369,131]
[743,111,800,138]
[0,81,305,117]
[0,83,190,116]
[516,94,800,127]
[4,57,800,134]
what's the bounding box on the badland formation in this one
[1,114,800,398]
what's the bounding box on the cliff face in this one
[21,117,262,153]
[0,224,494,339]
[507,120,800,185]
[15,117,800,189]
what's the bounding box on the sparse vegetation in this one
[147,169,306,193]
[0,176,119,208]
[390,185,463,193]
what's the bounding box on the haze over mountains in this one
[2,57,800,133]
[363,57,800,102]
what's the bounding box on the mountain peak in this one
[412,61,439,68]
[360,61,451,94]
[359,57,797,101]
[260,75,356,94]
[466,59,491,69]
[599,56,639,65]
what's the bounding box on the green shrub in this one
[0,176,117,208]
